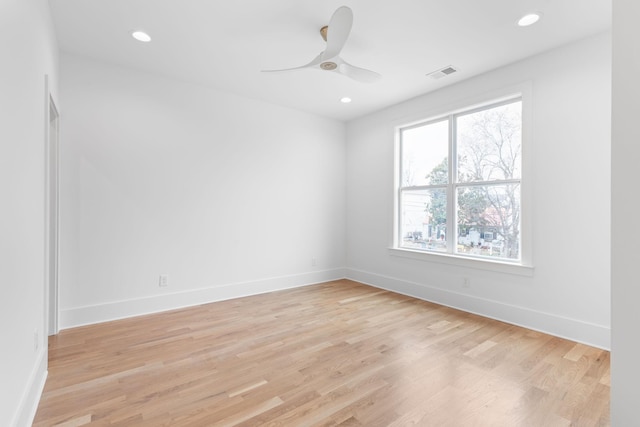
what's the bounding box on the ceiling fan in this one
[262,6,381,83]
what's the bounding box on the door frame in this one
[44,75,60,336]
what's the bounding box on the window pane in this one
[401,120,449,187]
[400,188,447,252]
[456,184,520,260]
[457,101,522,183]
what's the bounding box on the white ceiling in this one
[49,0,611,122]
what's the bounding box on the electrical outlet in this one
[34,330,39,351]
[462,277,471,288]
[311,258,317,267]
[159,274,169,287]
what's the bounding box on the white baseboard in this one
[59,266,610,349]
[11,349,47,427]
[346,268,610,350]
[60,268,347,329]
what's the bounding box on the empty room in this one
[3,0,639,426]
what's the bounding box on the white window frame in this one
[390,86,533,276]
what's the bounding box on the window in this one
[397,97,523,263]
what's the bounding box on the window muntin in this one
[397,98,523,263]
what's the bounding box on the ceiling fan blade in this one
[262,53,323,73]
[339,61,381,83]
[322,6,353,61]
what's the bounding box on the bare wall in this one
[59,54,347,327]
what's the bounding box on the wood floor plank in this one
[34,279,610,426]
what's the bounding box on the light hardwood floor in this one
[34,280,610,426]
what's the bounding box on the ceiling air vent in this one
[427,65,458,80]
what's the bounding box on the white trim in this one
[346,268,610,350]
[44,74,60,336]
[390,83,532,129]
[447,114,456,254]
[519,82,534,268]
[60,268,347,329]
[389,247,534,276]
[10,349,48,427]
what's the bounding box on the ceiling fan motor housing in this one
[320,62,338,70]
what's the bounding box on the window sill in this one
[388,247,534,277]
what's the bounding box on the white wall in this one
[611,0,640,423]
[58,54,347,327]
[0,0,58,425]
[346,33,611,349]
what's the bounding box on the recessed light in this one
[340,97,352,104]
[518,13,541,27]
[131,31,152,42]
